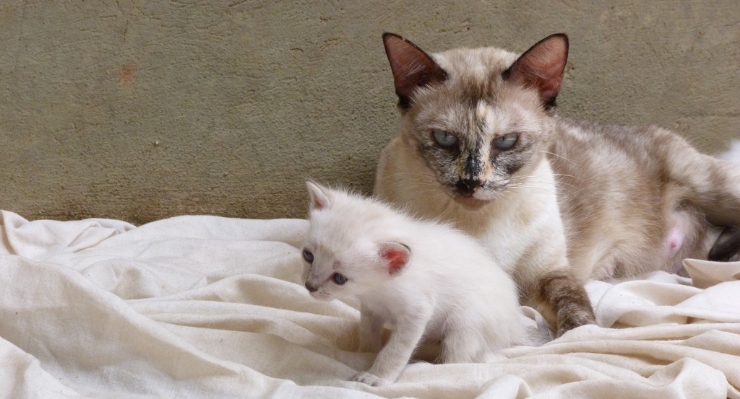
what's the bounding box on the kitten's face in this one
[302,182,411,301]
[404,50,552,208]
[301,244,357,301]
[301,238,389,301]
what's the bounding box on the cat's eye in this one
[432,129,459,148]
[494,133,519,150]
[302,249,314,263]
[331,272,348,285]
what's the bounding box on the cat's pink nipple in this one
[665,225,685,258]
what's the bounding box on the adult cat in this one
[374,32,740,335]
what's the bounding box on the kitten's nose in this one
[456,178,481,196]
[305,282,318,292]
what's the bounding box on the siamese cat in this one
[374,33,740,335]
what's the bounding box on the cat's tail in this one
[660,131,740,227]
[703,140,740,261]
[716,140,740,165]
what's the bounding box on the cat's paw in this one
[556,309,596,337]
[351,371,389,386]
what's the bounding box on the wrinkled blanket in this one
[0,210,738,399]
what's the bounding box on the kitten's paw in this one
[351,371,389,386]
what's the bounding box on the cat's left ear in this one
[306,180,331,210]
[503,33,569,109]
[378,242,410,275]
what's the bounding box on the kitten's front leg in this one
[352,306,431,386]
[357,305,385,353]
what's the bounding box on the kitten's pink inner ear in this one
[379,242,410,275]
[505,33,569,107]
[382,33,447,107]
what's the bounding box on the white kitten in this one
[302,181,524,386]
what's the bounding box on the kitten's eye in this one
[432,129,459,148]
[494,133,519,150]
[331,272,348,285]
[302,249,314,263]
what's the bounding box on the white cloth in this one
[0,210,738,399]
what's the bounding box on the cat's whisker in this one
[381,172,436,179]
[518,178,578,191]
[540,150,578,166]
[548,173,578,180]
[509,186,558,195]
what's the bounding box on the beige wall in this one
[1,1,739,224]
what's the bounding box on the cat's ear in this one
[383,33,448,109]
[306,180,331,210]
[503,33,569,109]
[378,242,410,275]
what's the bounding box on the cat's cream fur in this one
[302,181,523,386]
[374,33,740,335]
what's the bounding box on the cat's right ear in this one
[378,242,410,275]
[306,180,331,210]
[383,33,447,109]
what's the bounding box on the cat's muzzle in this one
[455,178,481,197]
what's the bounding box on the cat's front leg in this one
[352,306,431,386]
[536,268,595,336]
[357,304,384,353]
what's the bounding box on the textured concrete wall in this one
[1,1,739,224]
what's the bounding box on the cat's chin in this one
[448,188,501,209]
[310,292,333,301]
[452,195,490,210]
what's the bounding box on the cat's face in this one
[383,34,568,207]
[300,245,353,302]
[302,181,410,300]
[300,240,386,301]
[407,74,552,207]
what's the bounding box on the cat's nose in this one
[305,282,318,292]
[456,178,481,196]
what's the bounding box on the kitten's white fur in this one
[302,181,524,386]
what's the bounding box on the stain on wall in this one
[1,1,739,224]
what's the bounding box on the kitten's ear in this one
[503,33,569,109]
[306,180,331,210]
[378,242,410,275]
[383,33,448,109]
